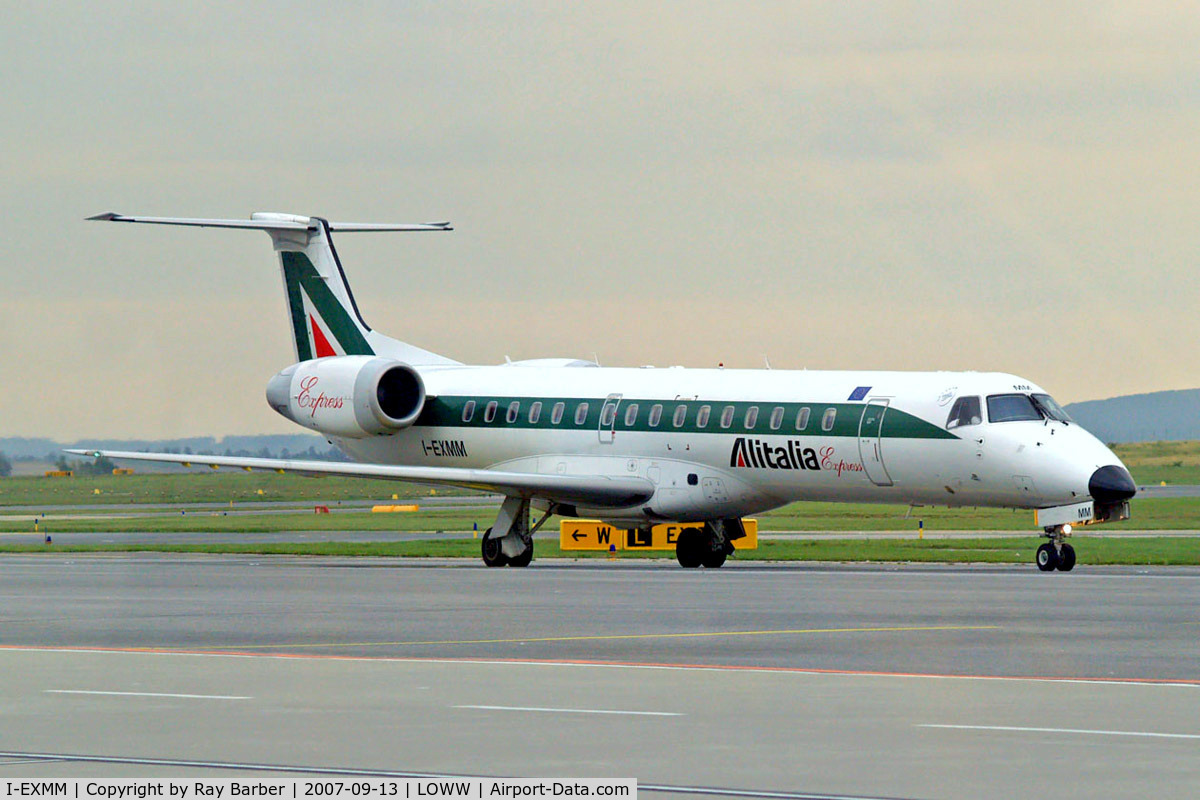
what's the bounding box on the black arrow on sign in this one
[572,532,585,541]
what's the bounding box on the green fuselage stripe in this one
[413,396,958,440]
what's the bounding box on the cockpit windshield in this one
[1032,393,1072,423]
[986,394,1043,423]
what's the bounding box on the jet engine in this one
[265,356,426,438]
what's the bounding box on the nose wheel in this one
[1037,526,1076,572]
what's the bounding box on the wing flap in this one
[64,450,654,509]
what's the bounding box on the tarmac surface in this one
[1,555,1197,799]
[5,528,1200,547]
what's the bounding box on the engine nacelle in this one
[265,356,426,438]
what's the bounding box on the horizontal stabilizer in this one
[65,450,654,509]
[87,213,452,233]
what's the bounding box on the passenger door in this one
[598,394,622,444]
[858,398,893,487]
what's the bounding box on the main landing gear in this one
[1036,525,1076,572]
[480,497,553,568]
[675,519,742,569]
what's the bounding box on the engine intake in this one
[266,356,426,438]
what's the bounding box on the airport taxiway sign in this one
[560,520,757,551]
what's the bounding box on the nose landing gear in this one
[1037,525,1076,572]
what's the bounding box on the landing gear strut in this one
[480,497,555,568]
[1037,525,1076,572]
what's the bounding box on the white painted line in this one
[45,689,251,700]
[455,704,683,717]
[920,723,1200,740]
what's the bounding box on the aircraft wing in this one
[64,449,654,509]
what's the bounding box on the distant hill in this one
[0,434,337,460]
[1066,389,1200,443]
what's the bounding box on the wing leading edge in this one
[64,450,654,509]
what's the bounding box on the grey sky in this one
[3,2,1198,438]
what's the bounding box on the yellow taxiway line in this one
[210,624,1001,650]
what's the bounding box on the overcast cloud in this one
[3,2,1198,438]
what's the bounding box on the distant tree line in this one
[0,443,350,478]
[54,454,118,476]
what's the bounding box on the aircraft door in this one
[858,398,893,487]
[598,394,622,444]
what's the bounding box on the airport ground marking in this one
[173,624,1002,650]
[919,723,1200,740]
[454,704,683,716]
[44,689,251,700]
[4,644,1200,687]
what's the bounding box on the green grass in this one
[0,471,464,506]
[1114,441,1200,485]
[0,447,1198,568]
[3,509,491,534]
[761,497,1200,531]
[11,497,1200,535]
[0,536,1195,565]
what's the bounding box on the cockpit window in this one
[945,396,982,429]
[987,394,1043,423]
[1032,393,1072,423]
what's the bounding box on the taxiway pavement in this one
[0,555,1197,799]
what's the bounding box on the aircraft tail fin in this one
[87,212,461,366]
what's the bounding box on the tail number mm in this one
[421,439,468,458]
[6,785,68,798]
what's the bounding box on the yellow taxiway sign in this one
[560,520,757,551]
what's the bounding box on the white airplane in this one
[73,212,1136,572]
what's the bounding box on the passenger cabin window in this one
[821,408,836,431]
[744,406,759,429]
[673,405,688,428]
[945,396,982,429]
[720,405,735,429]
[796,407,810,430]
[551,402,565,425]
[987,394,1042,423]
[769,406,784,430]
[624,404,639,426]
[696,405,711,428]
[649,404,663,427]
[506,401,520,423]
[484,401,498,423]
[462,400,476,422]
[574,402,589,425]
[600,403,616,427]
[528,401,542,424]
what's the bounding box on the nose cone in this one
[265,365,298,422]
[1089,465,1136,503]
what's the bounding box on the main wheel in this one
[508,542,533,568]
[1035,542,1058,572]
[676,527,703,568]
[701,542,727,569]
[481,528,508,567]
[1056,543,1076,572]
